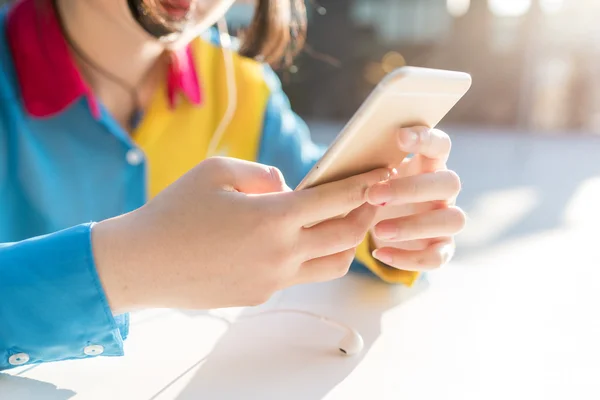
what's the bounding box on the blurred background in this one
[227,0,600,261]
[228,0,600,133]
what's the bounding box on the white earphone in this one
[211,308,364,357]
[238,309,364,356]
[207,20,364,357]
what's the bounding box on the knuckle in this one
[444,170,462,194]
[250,165,287,190]
[338,225,364,249]
[441,131,452,149]
[348,209,375,243]
[445,133,452,150]
[446,207,467,231]
[198,157,233,186]
[432,128,452,150]
[202,156,228,171]
[333,251,355,278]
[420,128,433,148]
[266,166,286,187]
[350,227,366,248]
[375,168,394,184]
[346,183,367,206]
[357,203,377,222]
[416,252,444,269]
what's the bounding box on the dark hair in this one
[239,0,306,67]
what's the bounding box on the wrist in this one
[91,214,142,314]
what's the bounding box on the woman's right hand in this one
[92,157,393,313]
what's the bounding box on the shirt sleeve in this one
[0,223,128,371]
[257,66,420,286]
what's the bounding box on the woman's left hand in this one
[366,127,466,271]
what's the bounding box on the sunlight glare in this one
[488,0,532,17]
[540,0,565,14]
[447,0,471,17]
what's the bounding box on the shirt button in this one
[8,353,30,366]
[83,345,105,356]
[126,148,144,166]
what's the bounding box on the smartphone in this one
[295,66,472,191]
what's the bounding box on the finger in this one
[294,167,395,225]
[397,127,452,163]
[372,207,466,242]
[372,239,455,271]
[299,204,377,260]
[372,238,433,252]
[388,154,413,176]
[203,157,290,194]
[366,170,461,206]
[292,248,357,285]
[373,200,447,224]
[408,154,447,175]
[373,235,454,253]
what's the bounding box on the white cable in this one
[211,308,364,356]
[205,18,238,158]
[204,19,363,357]
[240,308,348,330]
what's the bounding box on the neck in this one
[56,0,164,89]
[55,0,170,130]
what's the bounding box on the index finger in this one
[292,167,394,225]
[397,127,451,162]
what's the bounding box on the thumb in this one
[203,157,290,194]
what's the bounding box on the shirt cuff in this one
[353,232,420,286]
[0,223,127,370]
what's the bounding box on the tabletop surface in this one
[3,226,600,400]
[3,131,600,400]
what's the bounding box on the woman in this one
[0,0,465,370]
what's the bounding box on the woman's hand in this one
[367,127,466,271]
[93,157,392,313]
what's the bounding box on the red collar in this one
[6,0,202,119]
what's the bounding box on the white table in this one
[3,224,600,400]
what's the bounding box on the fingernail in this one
[367,183,393,205]
[373,249,393,265]
[379,167,398,183]
[439,244,455,264]
[373,224,397,240]
[398,129,419,150]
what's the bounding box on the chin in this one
[127,0,232,46]
[127,0,190,39]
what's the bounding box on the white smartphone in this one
[295,66,472,191]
